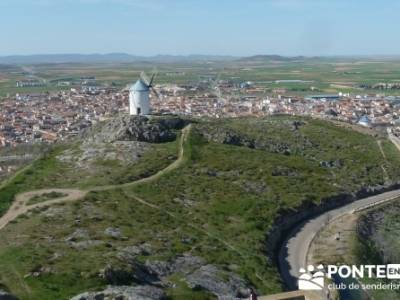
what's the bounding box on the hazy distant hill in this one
[237,55,310,62]
[238,55,400,63]
[0,53,236,64]
[2,54,400,65]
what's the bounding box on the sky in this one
[1,0,399,56]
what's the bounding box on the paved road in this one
[387,127,400,151]
[278,189,400,290]
[0,125,191,231]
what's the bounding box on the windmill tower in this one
[129,72,158,116]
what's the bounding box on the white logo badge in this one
[298,265,325,290]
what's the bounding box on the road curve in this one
[0,125,191,231]
[388,127,400,151]
[278,189,400,290]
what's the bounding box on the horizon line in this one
[2,53,400,58]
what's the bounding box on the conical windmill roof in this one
[130,79,149,92]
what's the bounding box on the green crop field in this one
[2,57,400,97]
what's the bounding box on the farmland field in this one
[2,56,400,97]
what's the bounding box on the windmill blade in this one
[150,86,161,101]
[149,67,158,86]
[140,71,151,86]
[149,73,156,87]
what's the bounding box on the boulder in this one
[70,285,166,300]
[185,265,248,299]
[100,254,248,299]
[116,244,153,262]
[65,229,90,242]
[319,160,343,168]
[0,290,18,300]
[101,261,159,286]
[104,228,122,239]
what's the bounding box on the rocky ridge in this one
[83,116,188,145]
[70,285,166,300]
[58,115,189,170]
[196,120,313,156]
[94,252,249,300]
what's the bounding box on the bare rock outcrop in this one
[83,116,188,144]
[100,253,249,299]
[0,290,18,300]
[70,285,166,300]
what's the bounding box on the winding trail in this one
[0,125,192,231]
[377,140,390,182]
[4,122,400,298]
[0,124,270,287]
[0,189,87,230]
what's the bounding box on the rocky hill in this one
[0,115,400,299]
[82,116,188,144]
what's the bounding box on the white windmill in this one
[129,71,159,116]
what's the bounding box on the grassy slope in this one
[0,140,178,216]
[128,117,400,294]
[0,117,400,299]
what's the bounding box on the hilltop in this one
[0,115,399,299]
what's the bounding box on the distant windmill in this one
[209,72,228,101]
[208,70,232,101]
[129,69,159,116]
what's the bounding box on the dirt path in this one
[0,124,270,287]
[0,189,87,231]
[92,124,191,192]
[0,125,191,231]
[376,140,390,182]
